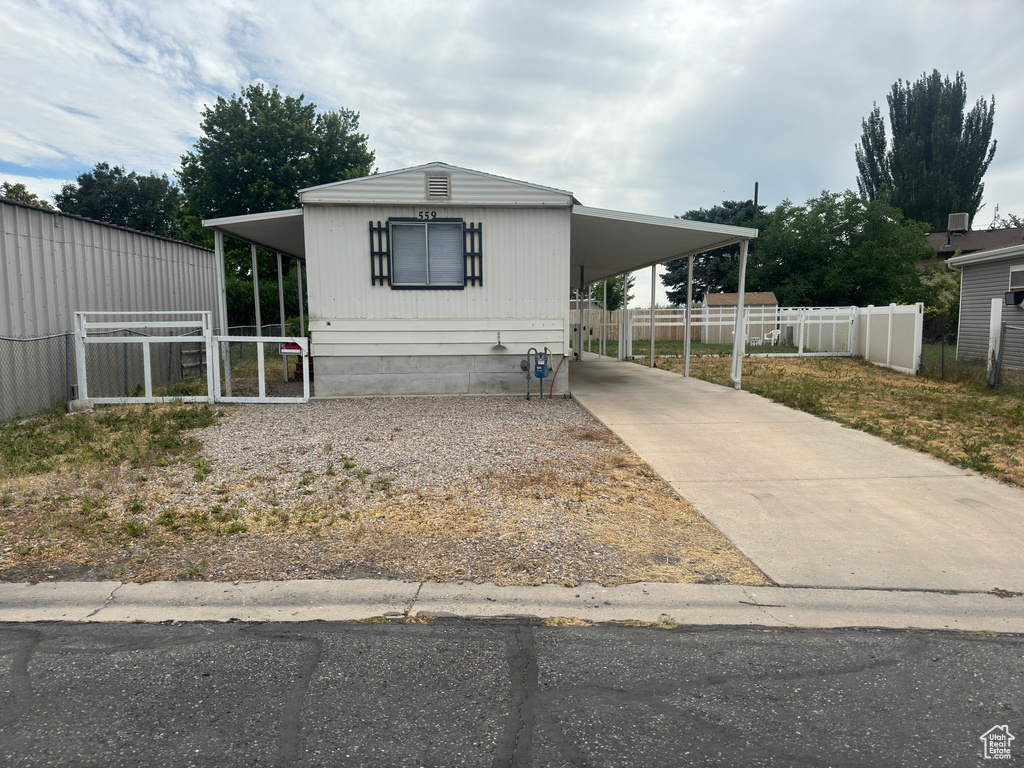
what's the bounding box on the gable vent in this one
[426,174,450,199]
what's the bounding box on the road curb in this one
[1,580,1022,631]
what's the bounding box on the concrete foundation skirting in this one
[314,354,569,396]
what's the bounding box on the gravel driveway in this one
[1,397,769,587]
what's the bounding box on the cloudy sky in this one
[3,0,1023,304]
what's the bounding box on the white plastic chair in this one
[763,329,781,346]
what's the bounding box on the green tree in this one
[178,84,375,326]
[661,200,762,304]
[1,181,54,210]
[855,70,996,231]
[746,190,937,307]
[588,274,634,311]
[178,83,374,237]
[53,163,183,238]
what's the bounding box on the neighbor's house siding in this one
[1,199,219,338]
[956,254,1024,361]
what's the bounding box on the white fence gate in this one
[74,311,310,404]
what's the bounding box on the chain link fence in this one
[0,334,75,420]
[916,310,965,382]
[1,324,298,420]
[991,324,1024,392]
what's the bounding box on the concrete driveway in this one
[570,360,1024,593]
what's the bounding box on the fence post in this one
[849,306,858,357]
[886,304,896,367]
[912,302,924,375]
[990,322,1007,390]
[65,333,72,403]
[988,297,1004,383]
[74,313,89,401]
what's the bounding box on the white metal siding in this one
[957,256,1024,360]
[301,167,572,207]
[305,204,571,356]
[1,200,220,337]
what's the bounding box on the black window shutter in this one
[464,222,482,286]
[369,221,390,285]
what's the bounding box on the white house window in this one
[1010,268,1024,290]
[368,218,483,288]
[390,220,465,287]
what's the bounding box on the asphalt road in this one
[1,619,1020,767]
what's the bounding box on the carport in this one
[569,206,757,386]
[204,188,758,391]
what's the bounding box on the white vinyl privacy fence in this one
[571,303,924,374]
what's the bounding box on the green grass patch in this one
[1,402,218,479]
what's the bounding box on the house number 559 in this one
[417,210,437,220]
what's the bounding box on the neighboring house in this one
[701,291,778,344]
[203,162,757,397]
[946,243,1024,363]
[926,227,1024,261]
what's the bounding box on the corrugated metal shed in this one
[1,198,219,337]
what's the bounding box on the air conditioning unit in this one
[948,212,969,232]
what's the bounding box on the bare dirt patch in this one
[0,398,769,587]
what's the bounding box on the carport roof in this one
[202,203,757,280]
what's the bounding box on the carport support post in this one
[684,254,693,377]
[649,264,656,367]
[296,259,305,336]
[251,244,262,337]
[602,280,608,357]
[214,230,231,397]
[277,252,287,381]
[729,240,750,389]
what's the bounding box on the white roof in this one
[202,208,305,260]
[571,206,756,283]
[203,166,758,277]
[300,161,574,205]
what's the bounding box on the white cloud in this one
[2,0,1022,221]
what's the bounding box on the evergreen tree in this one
[855,70,996,231]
